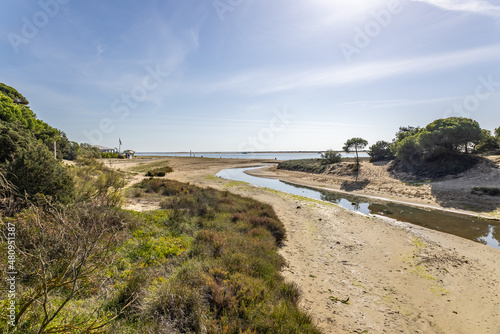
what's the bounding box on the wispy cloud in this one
[411,0,500,16]
[152,116,369,128]
[185,44,500,96]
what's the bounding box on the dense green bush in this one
[0,121,34,164]
[474,129,499,153]
[394,117,482,164]
[368,140,395,162]
[321,149,342,164]
[0,85,84,207]
[7,144,74,203]
[101,152,124,159]
[386,117,491,177]
[79,143,101,158]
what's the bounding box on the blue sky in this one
[1,0,500,152]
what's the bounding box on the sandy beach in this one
[111,157,500,333]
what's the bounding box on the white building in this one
[92,145,116,153]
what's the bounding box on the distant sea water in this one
[135,152,370,160]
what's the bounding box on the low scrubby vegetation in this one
[114,179,314,334]
[146,166,174,177]
[278,159,328,174]
[1,169,319,333]
[471,187,500,197]
[101,152,125,159]
[320,150,342,164]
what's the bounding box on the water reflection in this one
[216,166,500,249]
[292,182,499,249]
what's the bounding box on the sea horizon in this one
[134,151,370,160]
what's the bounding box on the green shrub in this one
[101,152,125,159]
[4,204,131,333]
[321,150,342,164]
[393,117,483,168]
[146,166,173,177]
[279,281,302,304]
[105,271,146,316]
[369,140,395,162]
[474,130,499,153]
[248,216,286,244]
[7,143,74,203]
[145,279,207,333]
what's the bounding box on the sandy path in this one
[114,157,500,333]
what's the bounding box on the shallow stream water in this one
[216,166,500,250]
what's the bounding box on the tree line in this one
[324,117,499,170]
[370,117,499,164]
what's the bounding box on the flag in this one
[119,138,122,145]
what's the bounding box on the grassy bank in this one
[1,176,321,333]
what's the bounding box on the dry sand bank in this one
[113,157,500,333]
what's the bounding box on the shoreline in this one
[245,162,500,220]
[244,167,500,221]
[134,151,369,154]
